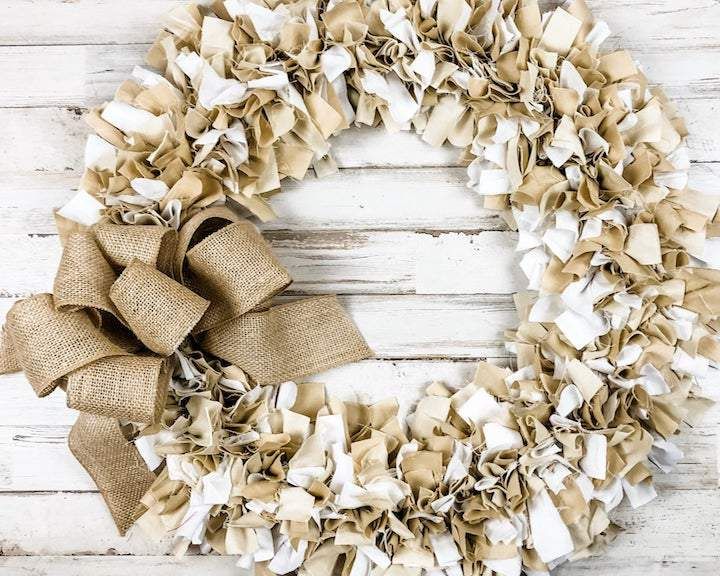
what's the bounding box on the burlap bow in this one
[0,206,371,534]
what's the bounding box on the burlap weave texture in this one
[187,221,292,332]
[68,413,156,535]
[202,295,372,385]
[110,260,210,356]
[67,355,169,424]
[6,293,125,397]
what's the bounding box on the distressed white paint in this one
[0,1,718,574]
[0,0,716,50]
[0,555,718,576]
[2,105,720,166]
[1,359,481,426]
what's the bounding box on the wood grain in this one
[0,29,718,105]
[0,230,524,297]
[0,0,715,48]
[0,168,508,234]
[0,555,718,576]
[3,109,720,176]
[2,418,717,492]
[0,556,241,576]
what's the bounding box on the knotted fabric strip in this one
[202,295,372,386]
[678,268,720,316]
[110,259,210,356]
[68,413,156,535]
[67,356,170,424]
[5,293,126,397]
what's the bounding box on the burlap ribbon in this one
[95,222,177,274]
[68,413,156,535]
[0,207,371,534]
[186,221,292,332]
[6,293,127,398]
[202,296,372,386]
[0,328,19,374]
[110,259,210,356]
[66,356,170,423]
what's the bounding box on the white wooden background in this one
[0,1,718,574]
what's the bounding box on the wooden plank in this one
[0,294,518,358]
[0,488,718,561]
[0,230,524,297]
[0,34,719,107]
[591,0,720,52]
[0,359,480,426]
[0,372,76,426]
[1,416,716,492]
[0,492,172,556]
[0,44,144,108]
[0,556,240,576]
[0,359,481,490]
[0,0,177,45]
[0,426,91,492]
[0,0,717,51]
[557,557,720,576]
[0,556,718,576]
[0,108,463,171]
[266,230,523,295]
[2,356,717,490]
[3,162,720,235]
[0,168,505,235]
[2,104,720,183]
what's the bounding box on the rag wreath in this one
[1,1,719,575]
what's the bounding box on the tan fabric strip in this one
[173,206,240,283]
[6,294,126,397]
[187,221,292,332]
[110,260,210,356]
[68,413,156,535]
[94,223,178,276]
[53,232,119,317]
[202,296,372,385]
[67,356,170,424]
[0,326,20,375]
